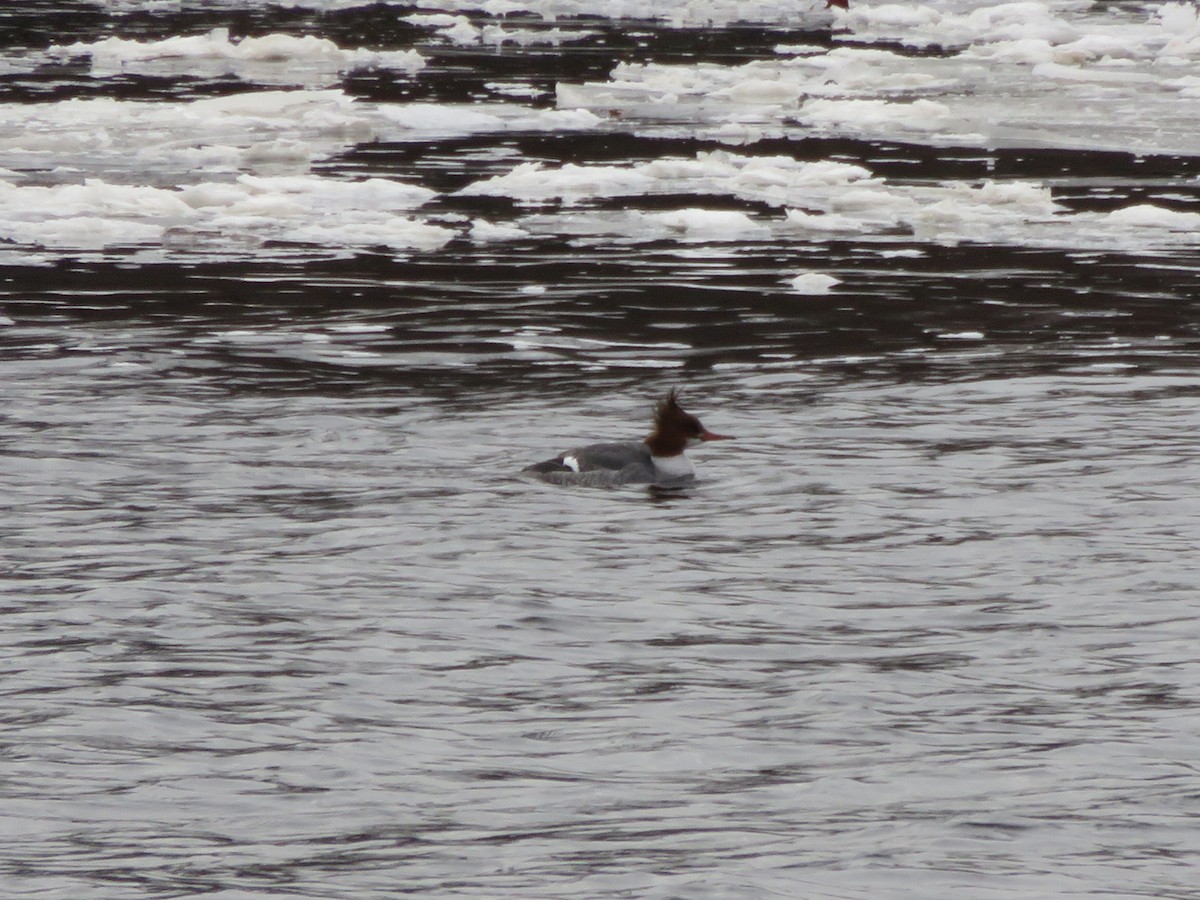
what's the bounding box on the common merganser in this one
[523,389,733,486]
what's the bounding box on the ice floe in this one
[404,0,838,28]
[3,0,1200,264]
[454,150,1200,252]
[376,103,600,139]
[0,174,449,258]
[551,2,1200,154]
[0,90,601,183]
[49,28,424,86]
[789,272,842,294]
[0,91,367,180]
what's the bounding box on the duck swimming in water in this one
[523,389,733,487]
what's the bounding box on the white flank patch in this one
[651,453,695,480]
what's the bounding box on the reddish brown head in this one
[645,389,733,457]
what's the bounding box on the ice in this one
[1104,205,1200,231]
[411,8,601,45]
[49,28,424,86]
[441,16,484,44]
[215,175,436,211]
[797,98,957,134]
[9,137,1191,261]
[375,103,601,140]
[0,91,601,184]
[456,149,1200,253]
[550,2,1200,155]
[841,2,1084,49]
[327,323,390,333]
[458,152,878,208]
[938,331,986,340]
[0,174,446,258]
[285,218,454,251]
[457,161,658,205]
[6,0,1200,263]
[641,208,770,240]
[0,91,365,180]
[965,38,1057,65]
[0,215,168,250]
[406,0,837,27]
[1031,61,1156,84]
[783,209,865,233]
[470,220,533,241]
[789,272,842,294]
[558,55,977,140]
[481,26,598,47]
[485,83,546,99]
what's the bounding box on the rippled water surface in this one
[5,1,1200,897]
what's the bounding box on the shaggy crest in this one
[648,389,705,456]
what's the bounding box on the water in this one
[4,2,1200,897]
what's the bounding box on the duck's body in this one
[523,390,731,487]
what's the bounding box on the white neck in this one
[651,451,694,480]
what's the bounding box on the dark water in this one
[4,3,1200,897]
